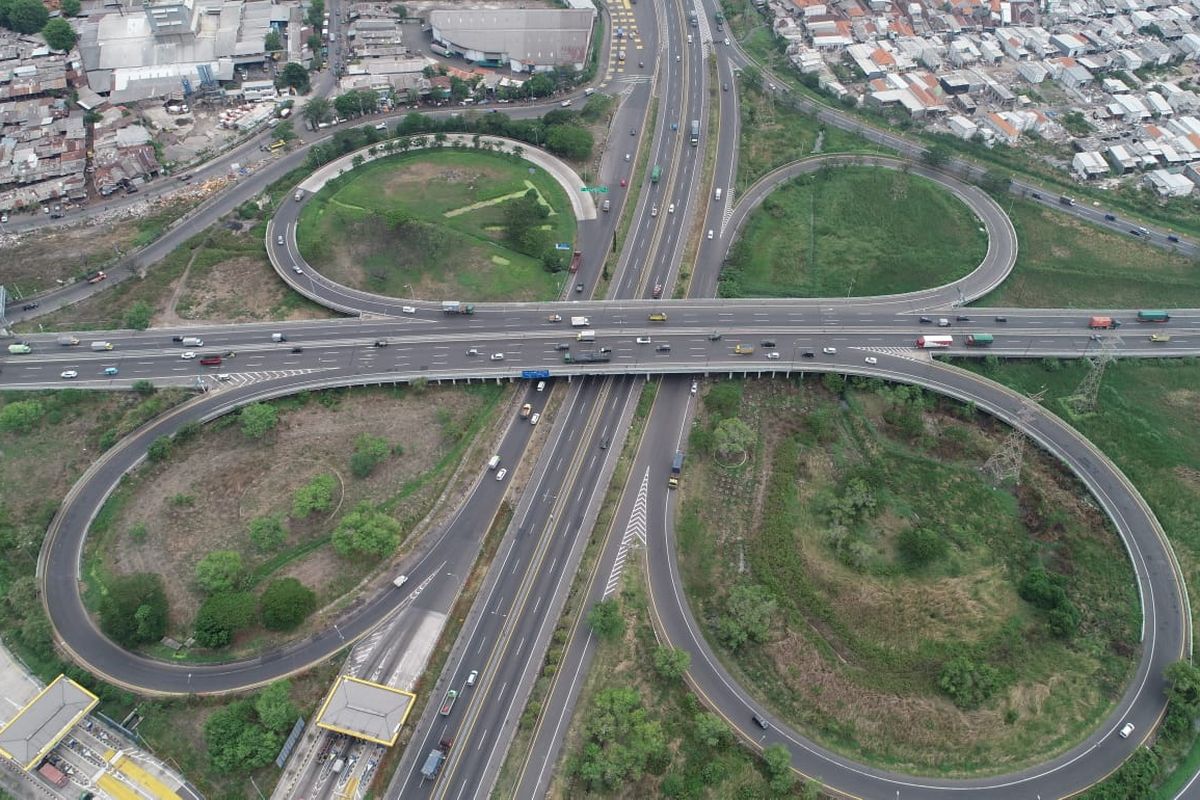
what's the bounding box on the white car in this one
[536,381,546,392]
[766,352,780,360]
[292,265,303,274]
[181,351,197,359]
[724,37,731,46]
[651,206,658,217]
[864,356,878,365]
[625,153,631,162]
[466,670,478,687]
[530,412,540,425]
[496,468,508,481]
[490,353,505,361]
[668,203,675,214]
[822,347,837,354]
[690,381,698,396]
[375,122,388,131]
[60,370,78,379]
[707,229,714,239]
[636,336,652,344]
[392,574,408,588]
[401,305,416,314]
[466,348,480,356]
[1119,722,1135,739]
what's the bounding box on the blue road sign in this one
[521,369,551,379]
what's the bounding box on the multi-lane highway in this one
[4,0,1197,797]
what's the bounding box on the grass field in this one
[736,82,883,191]
[720,167,987,298]
[83,384,502,659]
[296,149,574,301]
[677,377,1137,775]
[978,198,1200,308]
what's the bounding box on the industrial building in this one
[428,9,595,73]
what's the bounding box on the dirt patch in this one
[105,386,495,635]
[173,253,332,323]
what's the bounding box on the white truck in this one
[90,341,114,351]
[576,330,595,342]
[570,316,590,327]
[57,335,80,346]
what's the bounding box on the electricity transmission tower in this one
[1066,332,1122,414]
[982,390,1046,485]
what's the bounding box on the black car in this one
[599,347,612,354]
[554,343,570,351]
[752,714,770,730]
[1030,192,1041,199]
[919,316,932,324]
[21,302,38,311]
[955,315,970,321]
[1104,213,1116,221]
[994,316,1008,323]
[801,351,815,358]
[1168,234,1180,243]
[172,335,184,342]
[291,346,304,353]
[761,339,776,348]
[373,339,388,347]
[656,344,672,352]
[708,331,723,341]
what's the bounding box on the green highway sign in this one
[581,186,609,194]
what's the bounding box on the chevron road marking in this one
[859,346,934,360]
[202,368,323,389]
[604,467,650,598]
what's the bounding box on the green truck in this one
[1136,310,1170,322]
[651,165,662,183]
[7,343,31,354]
[965,333,994,346]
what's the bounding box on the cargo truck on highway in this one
[916,335,953,348]
[1136,310,1170,322]
[442,301,475,315]
[965,333,994,346]
[7,343,31,354]
[83,270,107,284]
[37,762,68,788]
[57,335,79,346]
[668,450,684,489]
[564,351,611,363]
[577,330,595,342]
[571,316,590,327]
[91,341,114,351]
[1088,316,1121,329]
[569,250,583,273]
[421,740,452,780]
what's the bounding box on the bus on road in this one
[1136,310,1170,322]
[651,165,662,183]
[690,119,699,145]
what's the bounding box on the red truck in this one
[568,250,582,273]
[1088,316,1121,329]
[84,270,107,284]
[199,356,222,366]
[37,762,68,788]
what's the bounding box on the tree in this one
[274,119,297,142]
[239,403,278,439]
[248,514,286,552]
[763,744,795,793]
[60,0,81,15]
[307,33,323,53]
[303,96,333,128]
[260,578,316,630]
[292,473,336,517]
[131,379,155,396]
[195,550,243,595]
[331,503,401,557]
[717,583,776,651]
[391,3,406,16]
[1165,660,1200,715]
[350,433,391,478]
[4,0,47,33]
[146,435,173,463]
[938,653,999,709]
[586,598,625,640]
[0,399,44,433]
[504,189,551,257]
[254,680,298,733]
[99,573,168,647]
[898,527,947,567]
[713,417,755,461]
[576,688,667,791]
[122,300,153,330]
[921,142,953,169]
[41,17,76,50]
[278,62,311,94]
[193,592,256,648]
[652,645,690,682]
[305,0,324,28]
[204,700,281,772]
[692,711,729,748]
[545,125,594,161]
[264,29,282,52]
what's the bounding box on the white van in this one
[584,87,596,96]
[487,455,501,470]
[401,305,416,314]
[577,330,596,342]
[181,337,204,347]
[271,333,286,343]
[393,574,408,588]
[714,188,722,201]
